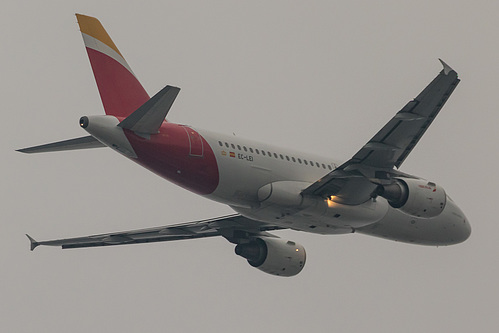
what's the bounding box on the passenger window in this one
[225,142,229,148]
[298,158,302,164]
[231,144,235,149]
[292,157,296,162]
[249,148,254,153]
[280,154,284,160]
[322,163,326,169]
[237,145,241,150]
[304,160,308,165]
[243,146,248,152]
[262,151,266,156]
[255,149,260,154]
[218,141,223,146]
[286,156,290,161]
[328,165,332,170]
[316,162,320,167]
[274,153,278,158]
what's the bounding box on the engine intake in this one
[235,237,306,277]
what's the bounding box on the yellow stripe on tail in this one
[76,14,123,57]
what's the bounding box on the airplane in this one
[19,14,471,277]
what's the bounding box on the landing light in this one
[327,196,336,208]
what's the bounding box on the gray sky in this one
[2,1,498,332]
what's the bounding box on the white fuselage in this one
[82,115,471,247]
[198,128,471,245]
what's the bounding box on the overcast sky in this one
[2,1,498,332]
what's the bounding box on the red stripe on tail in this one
[87,48,150,117]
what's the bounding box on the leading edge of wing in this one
[27,215,285,250]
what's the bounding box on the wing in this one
[27,214,285,250]
[302,60,460,204]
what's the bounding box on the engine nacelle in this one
[235,237,306,277]
[379,178,446,218]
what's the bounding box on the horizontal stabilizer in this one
[17,135,105,154]
[118,85,180,135]
[302,60,460,204]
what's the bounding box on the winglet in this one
[26,234,39,251]
[439,58,455,75]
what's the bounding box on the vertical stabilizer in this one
[76,14,150,117]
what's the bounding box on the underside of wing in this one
[302,60,460,204]
[27,215,285,250]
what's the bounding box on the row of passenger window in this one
[218,140,333,170]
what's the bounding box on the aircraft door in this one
[182,126,204,157]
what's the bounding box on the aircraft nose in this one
[441,198,471,245]
[449,203,471,244]
[457,217,472,243]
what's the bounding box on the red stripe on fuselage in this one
[123,122,219,195]
[87,48,150,117]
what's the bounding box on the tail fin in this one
[76,14,150,117]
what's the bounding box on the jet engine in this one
[377,178,446,218]
[235,237,306,277]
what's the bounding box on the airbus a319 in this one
[19,14,471,276]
